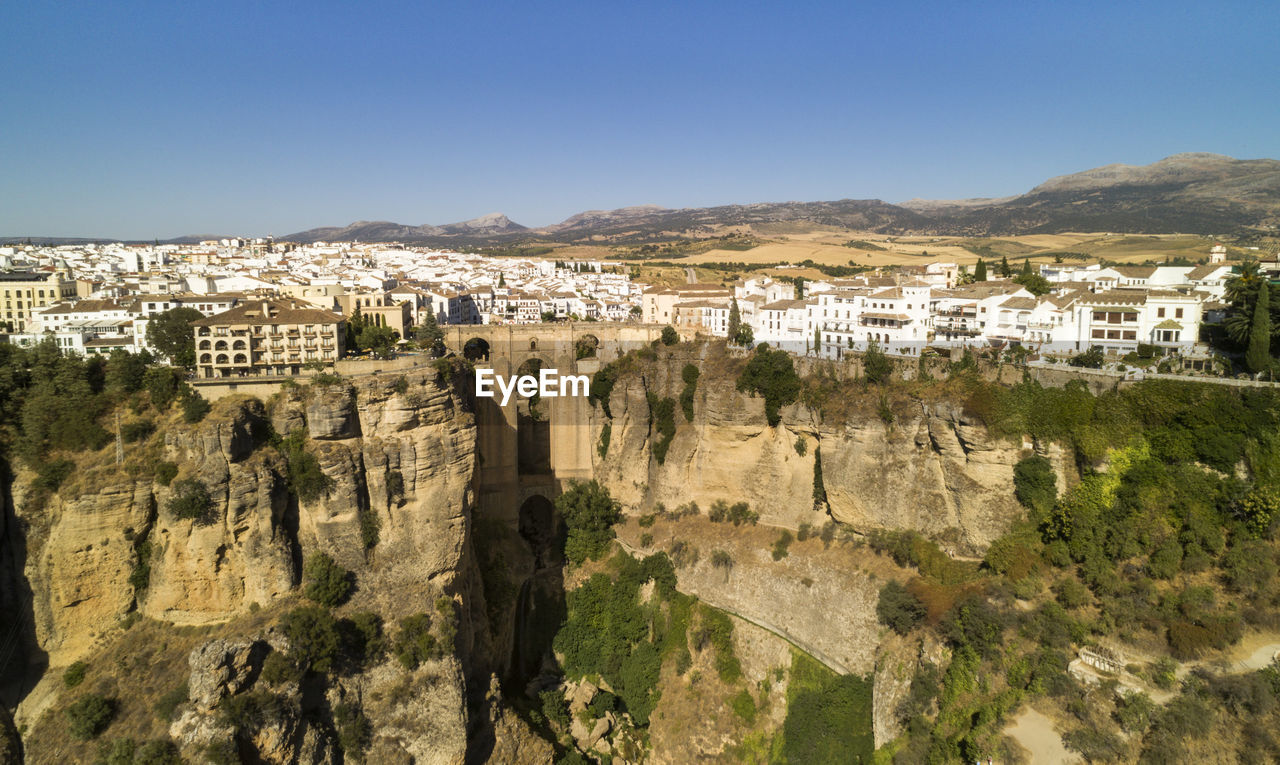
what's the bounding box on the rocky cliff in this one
[4,370,511,763]
[592,349,1064,554]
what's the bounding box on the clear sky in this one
[2,0,1278,239]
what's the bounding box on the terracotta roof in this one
[1113,265,1157,278]
[191,299,344,327]
[999,297,1037,310]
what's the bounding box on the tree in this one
[303,552,353,607]
[877,580,926,635]
[557,480,622,564]
[727,299,741,342]
[736,344,801,426]
[66,694,115,739]
[145,307,203,367]
[661,325,679,345]
[999,256,1011,277]
[1247,276,1272,374]
[863,341,892,383]
[974,259,988,282]
[413,313,445,355]
[734,323,753,346]
[1021,258,1033,277]
[1014,272,1052,296]
[813,325,822,355]
[357,324,398,359]
[1071,346,1104,368]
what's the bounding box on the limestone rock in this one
[306,384,360,439]
[188,638,270,709]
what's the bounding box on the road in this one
[685,267,697,284]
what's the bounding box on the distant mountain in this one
[10,154,1277,246]
[271,155,1280,245]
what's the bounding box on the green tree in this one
[814,325,822,354]
[999,255,1011,277]
[1247,275,1272,374]
[557,480,622,564]
[877,580,926,635]
[1014,272,1052,296]
[661,325,679,345]
[1021,258,1033,276]
[413,312,445,355]
[863,341,892,383]
[303,552,353,607]
[727,298,741,343]
[974,258,988,282]
[66,694,115,740]
[280,605,341,672]
[145,307,204,367]
[736,344,801,426]
[357,323,398,359]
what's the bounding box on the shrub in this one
[771,530,793,560]
[863,341,892,384]
[876,580,926,635]
[661,325,679,345]
[1053,578,1092,609]
[217,690,285,732]
[153,461,178,486]
[153,684,188,722]
[1013,455,1057,513]
[794,436,807,456]
[66,694,115,740]
[597,421,611,458]
[63,660,88,688]
[1070,346,1104,368]
[120,420,155,444]
[394,613,442,669]
[648,394,677,464]
[279,430,333,503]
[180,389,211,423]
[782,652,873,765]
[557,480,621,564]
[34,458,75,493]
[736,344,801,426]
[280,605,341,672]
[731,688,756,723]
[711,549,734,572]
[333,702,372,759]
[696,607,742,683]
[303,552,353,607]
[680,363,700,421]
[260,652,301,685]
[167,478,215,524]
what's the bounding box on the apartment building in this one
[0,270,76,332]
[1072,289,1202,354]
[192,299,346,378]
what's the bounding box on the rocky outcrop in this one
[0,703,19,765]
[11,370,482,763]
[594,356,1060,553]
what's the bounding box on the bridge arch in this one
[463,336,490,361]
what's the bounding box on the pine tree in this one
[1000,256,1011,277]
[728,298,741,343]
[1021,258,1033,276]
[1247,281,1272,374]
[974,259,988,282]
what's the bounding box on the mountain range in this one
[277,153,1280,245]
[7,154,1279,246]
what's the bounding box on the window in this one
[1157,307,1165,318]
[1175,308,1183,319]
[1122,331,1136,340]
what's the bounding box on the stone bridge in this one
[440,323,677,532]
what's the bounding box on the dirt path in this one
[1226,634,1280,672]
[1004,708,1080,765]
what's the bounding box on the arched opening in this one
[575,334,599,359]
[198,340,211,350]
[215,353,228,364]
[200,353,212,364]
[528,338,538,351]
[233,353,247,364]
[232,340,246,350]
[214,340,228,351]
[463,337,490,361]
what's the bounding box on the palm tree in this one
[1224,260,1275,345]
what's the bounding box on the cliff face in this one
[593,354,1061,554]
[8,370,492,763]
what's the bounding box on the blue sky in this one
[2,0,1277,238]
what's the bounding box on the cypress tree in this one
[1247,282,1272,374]
[813,447,827,506]
[974,259,988,282]
[1000,256,1011,277]
[728,298,741,342]
[1021,258,1033,276]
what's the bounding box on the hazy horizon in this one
[3,0,1278,239]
